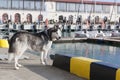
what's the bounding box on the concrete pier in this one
[0,48,86,80]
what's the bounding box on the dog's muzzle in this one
[57,37,61,40]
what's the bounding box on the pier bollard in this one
[0,39,9,48]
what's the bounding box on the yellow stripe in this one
[70,57,100,79]
[0,39,9,48]
[116,69,120,80]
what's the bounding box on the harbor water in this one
[52,42,120,67]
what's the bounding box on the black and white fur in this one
[8,25,62,70]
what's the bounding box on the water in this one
[52,42,120,67]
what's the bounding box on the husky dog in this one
[8,25,62,70]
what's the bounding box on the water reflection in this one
[52,42,120,66]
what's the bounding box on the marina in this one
[53,39,120,66]
[0,0,120,80]
[0,0,120,39]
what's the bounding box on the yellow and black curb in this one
[53,54,120,80]
[0,39,9,48]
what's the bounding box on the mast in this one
[115,0,117,23]
[76,0,83,23]
[76,0,83,31]
[42,0,45,13]
[77,1,80,17]
[40,0,44,15]
[77,0,83,16]
[109,0,116,22]
[94,0,96,25]
[89,0,94,20]
[40,0,41,15]
[86,0,94,30]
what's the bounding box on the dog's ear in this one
[52,25,59,32]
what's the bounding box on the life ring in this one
[0,39,9,48]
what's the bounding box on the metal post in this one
[23,0,24,10]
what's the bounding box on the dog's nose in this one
[57,37,61,40]
[59,37,61,39]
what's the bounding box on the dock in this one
[0,48,86,80]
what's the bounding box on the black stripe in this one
[53,54,71,72]
[90,62,118,80]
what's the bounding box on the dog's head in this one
[47,25,62,41]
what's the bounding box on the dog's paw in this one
[17,64,22,67]
[15,67,19,70]
[44,60,48,65]
[41,62,46,65]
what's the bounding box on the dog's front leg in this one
[44,50,48,64]
[40,51,45,65]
